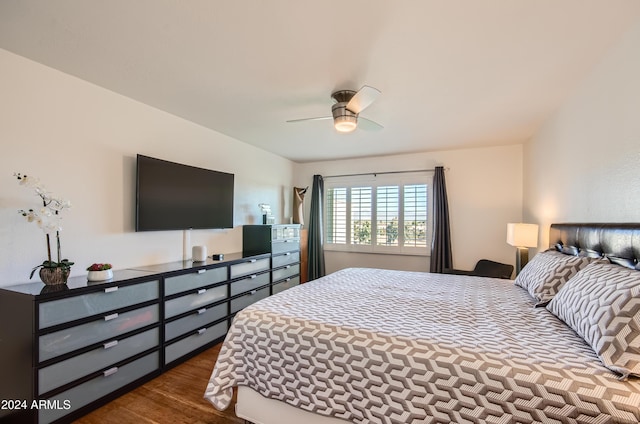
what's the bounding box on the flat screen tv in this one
[135,155,234,231]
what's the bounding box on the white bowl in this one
[87,269,113,282]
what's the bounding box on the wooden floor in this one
[74,343,244,424]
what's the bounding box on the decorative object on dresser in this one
[86,263,114,282]
[14,172,74,285]
[243,224,302,291]
[258,203,275,224]
[292,186,308,225]
[506,222,539,275]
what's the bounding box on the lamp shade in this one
[507,223,539,248]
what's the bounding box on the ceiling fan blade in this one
[286,116,332,123]
[358,116,384,131]
[346,85,381,114]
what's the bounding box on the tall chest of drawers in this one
[243,224,302,294]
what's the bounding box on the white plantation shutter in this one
[404,184,428,248]
[325,174,431,255]
[351,187,372,245]
[326,187,347,244]
[376,186,399,247]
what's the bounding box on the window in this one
[325,173,432,255]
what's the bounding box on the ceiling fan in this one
[286,85,383,133]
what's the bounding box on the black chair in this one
[443,259,514,279]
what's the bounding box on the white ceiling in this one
[1,1,640,163]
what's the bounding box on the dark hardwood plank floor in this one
[74,343,243,424]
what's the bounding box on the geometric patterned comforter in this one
[204,268,640,423]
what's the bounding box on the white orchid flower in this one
[16,172,73,271]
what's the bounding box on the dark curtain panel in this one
[430,166,453,273]
[308,174,326,280]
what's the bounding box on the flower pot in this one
[87,269,113,282]
[39,267,71,286]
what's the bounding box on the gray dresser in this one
[0,247,292,424]
[0,269,161,424]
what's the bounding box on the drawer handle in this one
[285,278,291,282]
[197,269,206,274]
[249,290,257,295]
[285,265,291,269]
[284,252,291,256]
[250,274,257,279]
[104,313,119,321]
[104,286,119,293]
[103,340,119,349]
[197,328,207,335]
[249,259,257,263]
[103,367,119,377]
[197,289,206,295]
[197,308,207,315]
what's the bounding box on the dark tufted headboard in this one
[549,223,640,269]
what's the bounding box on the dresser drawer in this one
[272,239,300,254]
[230,258,269,279]
[272,276,300,295]
[39,304,159,362]
[230,287,269,314]
[39,280,159,329]
[272,225,300,240]
[39,351,159,424]
[165,303,227,341]
[38,327,159,395]
[230,272,270,297]
[164,284,227,319]
[165,321,228,365]
[272,264,300,282]
[164,267,227,296]
[272,251,300,268]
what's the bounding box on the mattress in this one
[204,267,640,423]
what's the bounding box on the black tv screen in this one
[135,155,234,231]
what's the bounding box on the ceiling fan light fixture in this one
[334,115,357,133]
[287,85,382,132]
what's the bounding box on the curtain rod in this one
[323,167,448,179]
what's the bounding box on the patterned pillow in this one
[546,262,640,378]
[514,250,593,306]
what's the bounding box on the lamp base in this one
[515,247,529,275]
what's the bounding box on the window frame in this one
[324,172,433,256]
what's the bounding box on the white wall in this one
[524,21,640,250]
[0,49,295,287]
[295,144,523,274]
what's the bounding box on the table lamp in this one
[507,223,539,275]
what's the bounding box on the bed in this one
[204,223,640,423]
